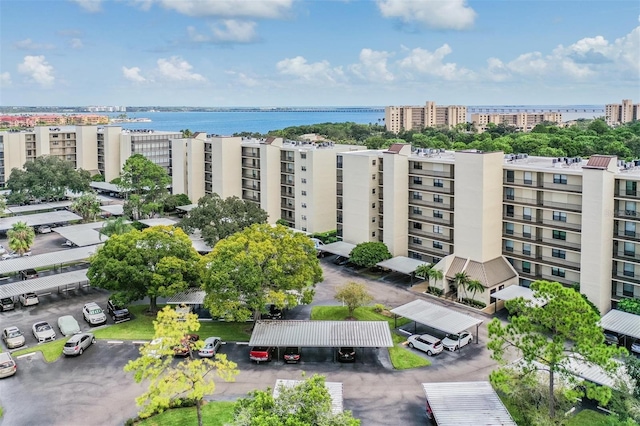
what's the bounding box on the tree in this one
[100,216,134,239]
[453,271,470,298]
[180,194,268,247]
[466,279,485,302]
[232,374,360,426]
[348,242,391,269]
[6,155,91,204]
[124,306,238,424]
[87,225,201,312]
[119,154,171,220]
[414,263,432,280]
[201,223,323,322]
[163,193,191,213]
[7,221,35,255]
[488,280,627,419]
[71,192,101,223]
[0,196,6,218]
[334,281,373,318]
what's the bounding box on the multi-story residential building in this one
[340,146,640,314]
[385,101,467,133]
[606,99,640,126]
[471,112,562,132]
[172,135,365,233]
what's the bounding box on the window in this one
[523,225,531,238]
[372,188,376,195]
[553,230,566,240]
[625,222,636,237]
[506,205,514,217]
[624,263,635,277]
[433,210,443,219]
[626,181,637,196]
[301,190,307,196]
[300,153,306,159]
[301,215,307,220]
[301,178,307,184]
[413,162,423,170]
[505,241,514,252]
[413,222,422,230]
[623,283,635,297]
[301,203,307,208]
[506,170,514,183]
[553,211,567,222]
[505,223,514,235]
[626,201,636,216]
[551,267,566,278]
[434,179,443,188]
[523,172,532,185]
[505,188,515,200]
[413,177,423,185]
[522,261,531,273]
[372,217,376,223]
[552,248,566,259]
[413,207,422,215]
[625,242,635,257]
[523,207,532,220]
[522,244,531,255]
[412,192,422,200]
[433,225,442,234]
[412,237,422,245]
[372,160,376,166]
[433,195,443,203]
[372,203,376,208]
[372,174,376,180]
[372,231,376,237]
[433,241,443,249]
[553,174,568,184]
[301,166,307,171]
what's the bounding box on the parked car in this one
[0,297,15,312]
[0,352,17,378]
[198,337,222,358]
[175,304,192,322]
[19,293,39,307]
[337,347,356,362]
[407,334,444,356]
[333,256,349,266]
[20,269,39,280]
[37,225,52,234]
[284,347,301,363]
[106,299,131,323]
[605,332,620,346]
[0,244,5,254]
[263,304,283,320]
[32,321,56,343]
[632,340,640,356]
[441,331,473,351]
[249,346,275,363]
[146,338,165,359]
[2,326,25,349]
[83,302,107,326]
[57,315,81,336]
[1,252,17,260]
[310,238,325,257]
[63,333,95,356]
[62,240,75,247]
[173,334,200,357]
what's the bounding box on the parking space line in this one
[132,340,148,345]
[16,353,36,359]
[107,340,123,344]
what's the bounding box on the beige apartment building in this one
[339,146,640,314]
[385,101,467,133]
[606,99,640,126]
[471,112,562,133]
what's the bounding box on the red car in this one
[249,346,274,363]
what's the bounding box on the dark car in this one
[337,347,356,362]
[0,297,15,312]
[107,300,131,323]
[284,347,301,363]
[333,256,349,266]
[604,332,619,346]
[20,269,39,280]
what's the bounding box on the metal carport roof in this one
[319,241,356,257]
[0,246,99,275]
[0,269,90,298]
[166,288,206,305]
[274,380,343,414]
[490,285,547,307]
[176,204,197,212]
[0,211,82,231]
[4,201,73,215]
[422,381,516,426]
[377,256,426,275]
[90,181,126,193]
[138,218,178,227]
[600,309,640,340]
[100,204,124,216]
[390,299,483,335]
[249,320,394,347]
[54,227,106,247]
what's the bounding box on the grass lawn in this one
[566,409,624,426]
[389,333,430,369]
[93,305,251,342]
[12,338,68,362]
[136,401,235,426]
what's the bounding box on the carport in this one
[100,204,124,217]
[176,204,197,213]
[490,285,547,312]
[90,181,128,197]
[390,299,483,343]
[599,309,640,348]
[422,381,516,426]
[0,269,90,299]
[319,241,355,257]
[138,218,178,227]
[0,245,99,278]
[166,288,206,305]
[376,256,426,284]
[274,379,343,414]
[3,201,73,216]
[249,320,393,361]
[0,210,82,232]
[54,223,107,247]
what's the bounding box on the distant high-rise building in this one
[606,99,640,126]
[385,101,467,133]
[471,112,562,133]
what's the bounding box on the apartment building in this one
[471,112,562,132]
[339,146,640,314]
[385,101,467,133]
[606,99,640,126]
[172,135,365,233]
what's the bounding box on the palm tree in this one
[71,192,101,223]
[414,263,432,280]
[466,279,486,304]
[427,268,444,289]
[453,272,470,300]
[100,216,134,240]
[8,221,35,256]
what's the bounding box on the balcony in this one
[280,177,294,186]
[281,189,294,198]
[614,230,640,241]
[540,199,582,212]
[281,201,294,210]
[241,159,260,169]
[615,210,640,220]
[409,168,453,178]
[242,182,260,191]
[539,273,573,285]
[614,251,640,263]
[408,245,451,259]
[408,182,454,194]
[280,165,295,174]
[409,197,453,210]
[537,237,581,251]
[409,213,453,226]
[242,149,260,158]
[242,170,260,179]
[503,196,538,206]
[539,256,581,270]
[504,178,537,187]
[616,189,640,200]
[503,213,535,223]
[538,219,581,232]
[612,271,640,285]
[542,181,583,193]
[408,227,452,242]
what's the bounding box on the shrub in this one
[373,303,385,313]
[311,230,338,244]
[349,242,392,269]
[618,298,640,316]
[461,298,486,309]
[427,287,444,297]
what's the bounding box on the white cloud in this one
[156,57,206,82]
[276,56,344,84]
[18,56,55,86]
[146,0,293,19]
[70,38,84,49]
[188,20,258,44]
[398,44,474,80]
[122,66,147,83]
[377,0,476,30]
[14,39,55,50]
[0,72,12,88]
[71,0,102,13]
[349,49,394,82]
[226,70,258,87]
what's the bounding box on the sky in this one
[0,0,638,107]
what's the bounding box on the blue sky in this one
[0,0,638,107]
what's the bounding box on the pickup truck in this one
[107,300,131,323]
[249,346,274,363]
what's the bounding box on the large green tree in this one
[118,154,171,219]
[124,306,238,425]
[348,242,391,269]
[7,221,35,255]
[201,223,323,321]
[99,216,134,239]
[488,280,627,419]
[87,225,201,312]
[6,155,91,204]
[232,374,360,426]
[180,194,268,247]
[71,192,101,223]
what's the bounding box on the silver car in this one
[2,326,26,349]
[198,337,222,358]
[63,333,95,356]
[32,321,56,343]
[83,302,107,326]
[0,352,17,378]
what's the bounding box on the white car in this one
[407,333,444,356]
[32,321,56,343]
[37,226,52,234]
[441,331,473,351]
[19,293,39,307]
[2,326,26,349]
[1,252,17,260]
[198,337,222,358]
[83,302,107,326]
